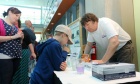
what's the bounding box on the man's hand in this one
[30,53,36,60]
[60,61,67,71]
[92,60,105,64]
[81,54,91,62]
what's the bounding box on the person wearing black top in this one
[12,19,36,84]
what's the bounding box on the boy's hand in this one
[60,61,67,71]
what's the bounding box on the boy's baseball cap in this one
[55,25,73,44]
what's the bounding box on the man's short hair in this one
[80,13,98,26]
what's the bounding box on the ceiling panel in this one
[45,0,76,33]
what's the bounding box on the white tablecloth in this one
[54,68,140,84]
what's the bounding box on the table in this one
[54,68,140,84]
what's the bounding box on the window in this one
[0,5,42,24]
[70,11,73,23]
[20,7,41,24]
[76,4,79,19]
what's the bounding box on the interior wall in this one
[119,0,138,71]
[133,0,140,71]
[85,0,138,70]
[85,0,105,18]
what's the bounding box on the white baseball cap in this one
[55,25,73,44]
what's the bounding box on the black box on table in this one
[92,63,136,81]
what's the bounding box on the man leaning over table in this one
[80,13,134,64]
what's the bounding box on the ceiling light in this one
[58,13,61,15]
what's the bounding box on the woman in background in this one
[0,7,23,84]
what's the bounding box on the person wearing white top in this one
[80,13,134,64]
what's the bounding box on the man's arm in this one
[84,42,93,54]
[102,35,119,63]
[28,43,36,59]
